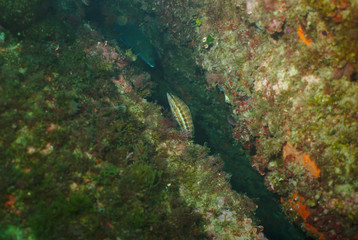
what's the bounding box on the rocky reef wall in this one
[0,0,267,239]
[143,0,358,239]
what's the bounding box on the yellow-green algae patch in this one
[144,0,358,238]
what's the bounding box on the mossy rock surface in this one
[0,0,51,33]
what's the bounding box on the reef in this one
[142,0,358,239]
[0,1,266,239]
[1,0,357,239]
[0,0,52,33]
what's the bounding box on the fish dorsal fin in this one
[166,93,194,137]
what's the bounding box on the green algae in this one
[0,0,51,33]
[0,3,263,239]
[148,0,358,238]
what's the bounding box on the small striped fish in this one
[167,93,194,137]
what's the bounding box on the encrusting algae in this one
[283,142,321,178]
[2,0,358,239]
[0,2,268,238]
[146,0,358,239]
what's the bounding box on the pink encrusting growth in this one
[154,0,358,239]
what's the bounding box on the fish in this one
[224,93,231,104]
[167,93,194,137]
[114,22,156,67]
[81,0,89,6]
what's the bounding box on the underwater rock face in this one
[0,3,265,239]
[146,0,358,239]
[0,0,51,32]
[1,0,357,239]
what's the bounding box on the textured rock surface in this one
[0,1,266,239]
[146,0,358,239]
